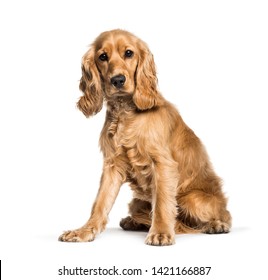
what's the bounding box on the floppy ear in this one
[133,43,162,110]
[77,47,103,117]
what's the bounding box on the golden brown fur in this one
[59,29,231,246]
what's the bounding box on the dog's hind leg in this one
[120,198,151,231]
[176,190,232,234]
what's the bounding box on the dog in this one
[59,29,231,245]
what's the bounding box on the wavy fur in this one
[59,30,231,246]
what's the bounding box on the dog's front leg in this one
[145,154,178,246]
[59,164,123,242]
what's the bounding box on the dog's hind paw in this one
[203,220,230,234]
[120,216,149,231]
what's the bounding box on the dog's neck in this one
[104,95,136,137]
[106,95,136,113]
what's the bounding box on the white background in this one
[0,0,268,279]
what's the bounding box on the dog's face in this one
[77,29,160,117]
[95,31,139,98]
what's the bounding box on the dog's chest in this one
[109,113,154,199]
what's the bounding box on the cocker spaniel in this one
[59,29,231,245]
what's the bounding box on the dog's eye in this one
[125,50,134,58]
[99,53,108,61]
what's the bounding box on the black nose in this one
[110,74,126,89]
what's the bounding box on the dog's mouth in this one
[107,90,133,99]
[114,90,132,96]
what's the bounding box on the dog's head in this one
[77,29,161,117]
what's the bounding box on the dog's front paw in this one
[145,232,175,246]
[58,227,97,242]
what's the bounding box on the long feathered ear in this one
[77,47,103,117]
[133,42,162,110]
